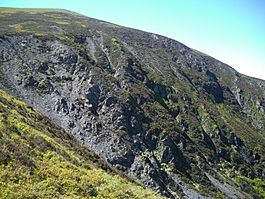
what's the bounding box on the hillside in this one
[0,8,264,198]
[0,89,162,198]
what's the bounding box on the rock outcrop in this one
[0,8,264,198]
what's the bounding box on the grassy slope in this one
[0,89,163,199]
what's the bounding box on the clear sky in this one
[1,0,265,80]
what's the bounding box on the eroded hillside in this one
[0,8,264,198]
[0,88,163,198]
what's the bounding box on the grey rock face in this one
[0,10,265,198]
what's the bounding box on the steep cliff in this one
[0,8,264,198]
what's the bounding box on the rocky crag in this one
[0,8,264,198]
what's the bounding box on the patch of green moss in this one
[154,93,175,112]
[52,21,70,25]
[251,100,264,121]
[198,105,218,131]
[235,176,265,198]
[111,37,118,45]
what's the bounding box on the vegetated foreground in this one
[0,89,163,198]
[0,7,265,198]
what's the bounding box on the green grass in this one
[0,89,164,198]
[236,176,265,198]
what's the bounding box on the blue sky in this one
[1,0,265,80]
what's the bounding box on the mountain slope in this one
[0,8,264,198]
[0,89,162,198]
